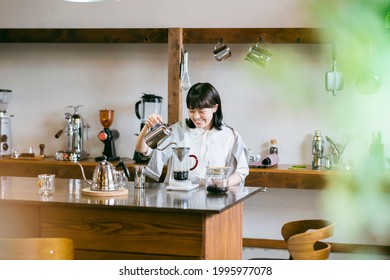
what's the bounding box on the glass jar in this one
[206,167,231,194]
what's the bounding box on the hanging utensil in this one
[355,41,380,95]
[325,42,343,96]
[180,50,191,91]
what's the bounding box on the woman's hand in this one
[144,114,164,129]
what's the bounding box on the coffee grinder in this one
[133,93,163,162]
[96,108,120,162]
[0,89,12,157]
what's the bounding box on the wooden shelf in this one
[183,28,329,44]
[0,28,169,43]
[0,158,359,190]
[0,28,330,44]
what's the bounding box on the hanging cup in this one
[213,39,231,61]
[245,40,272,67]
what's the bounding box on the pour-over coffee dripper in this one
[169,147,198,188]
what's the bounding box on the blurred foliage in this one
[307,0,390,253]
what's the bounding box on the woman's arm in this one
[228,143,250,186]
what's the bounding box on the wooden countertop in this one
[247,164,335,189]
[0,176,263,214]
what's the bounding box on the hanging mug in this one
[213,39,231,61]
[245,40,272,67]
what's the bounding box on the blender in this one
[133,93,163,162]
[0,89,12,157]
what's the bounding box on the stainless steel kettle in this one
[77,158,130,191]
[144,122,177,150]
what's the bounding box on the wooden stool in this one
[282,219,335,260]
[0,238,74,260]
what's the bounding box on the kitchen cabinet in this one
[0,27,330,124]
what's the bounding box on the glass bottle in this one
[312,130,324,170]
[270,139,278,154]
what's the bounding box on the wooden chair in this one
[281,219,335,260]
[0,238,74,260]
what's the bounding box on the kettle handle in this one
[189,155,198,170]
[116,161,131,180]
[135,100,142,120]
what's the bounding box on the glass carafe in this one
[172,147,198,181]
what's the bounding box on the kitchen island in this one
[0,176,264,260]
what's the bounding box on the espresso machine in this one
[55,105,88,162]
[96,108,120,162]
[0,89,12,157]
[133,93,163,162]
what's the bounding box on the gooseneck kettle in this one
[77,157,130,191]
[144,122,177,151]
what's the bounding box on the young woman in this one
[135,82,249,187]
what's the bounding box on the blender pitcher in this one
[133,93,163,163]
[135,93,163,130]
[171,147,198,183]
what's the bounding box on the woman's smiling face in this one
[188,105,218,130]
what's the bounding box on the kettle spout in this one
[76,162,93,185]
[157,141,177,151]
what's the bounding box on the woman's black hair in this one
[185,82,223,130]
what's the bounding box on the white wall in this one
[2,41,390,166]
[1,0,389,247]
